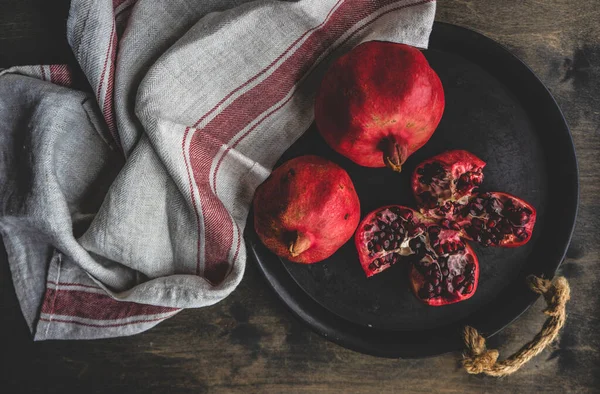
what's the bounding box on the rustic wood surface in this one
[1,0,599,392]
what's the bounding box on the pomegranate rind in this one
[315,41,445,169]
[253,155,360,264]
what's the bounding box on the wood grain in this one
[1,0,599,392]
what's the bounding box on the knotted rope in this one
[462,276,570,377]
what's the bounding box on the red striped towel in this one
[0,0,436,339]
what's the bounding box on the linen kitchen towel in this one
[0,0,436,340]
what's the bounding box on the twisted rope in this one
[462,276,570,377]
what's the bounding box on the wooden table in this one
[1,1,598,392]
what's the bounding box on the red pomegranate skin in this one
[253,155,360,264]
[315,41,445,172]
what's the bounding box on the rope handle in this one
[462,275,570,377]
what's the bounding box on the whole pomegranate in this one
[315,41,445,172]
[253,155,360,264]
[355,205,479,306]
[411,150,537,247]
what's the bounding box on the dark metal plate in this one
[246,22,578,358]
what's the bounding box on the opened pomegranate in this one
[315,41,445,172]
[412,150,485,219]
[253,155,360,264]
[355,206,479,305]
[459,192,537,248]
[411,150,536,247]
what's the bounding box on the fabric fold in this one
[0,0,436,340]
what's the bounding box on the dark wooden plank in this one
[0,0,73,67]
[1,0,599,393]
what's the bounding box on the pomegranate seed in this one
[400,210,413,221]
[374,244,382,252]
[453,275,465,286]
[391,221,400,229]
[488,220,497,228]
[429,226,441,236]
[441,219,451,228]
[450,221,460,230]
[516,211,530,225]
[433,278,440,286]
[472,218,484,228]
[466,263,475,274]
[427,268,439,279]
[388,233,395,241]
[378,222,387,230]
[435,245,444,255]
[456,285,465,294]
[435,286,442,295]
[445,281,452,293]
[516,228,528,240]
[383,240,390,249]
[466,283,474,293]
[442,268,449,277]
[379,232,385,239]
[392,241,399,249]
[364,224,373,231]
[373,259,381,267]
[367,242,373,250]
[369,263,377,270]
[443,243,452,254]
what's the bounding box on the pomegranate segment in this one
[410,242,479,306]
[253,155,360,264]
[459,192,537,248]
[356,205,480,306]
[411,150,537,248]
[355,206,427,277]
[412,150,486,219]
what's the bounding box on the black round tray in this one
[245,22,578,358]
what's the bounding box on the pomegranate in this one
[355,206,479,306]
[411,150,536,247]
[459,192,537,248]
[253,155,360,264]
[315,41,445,172]
[412,150,485,219]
